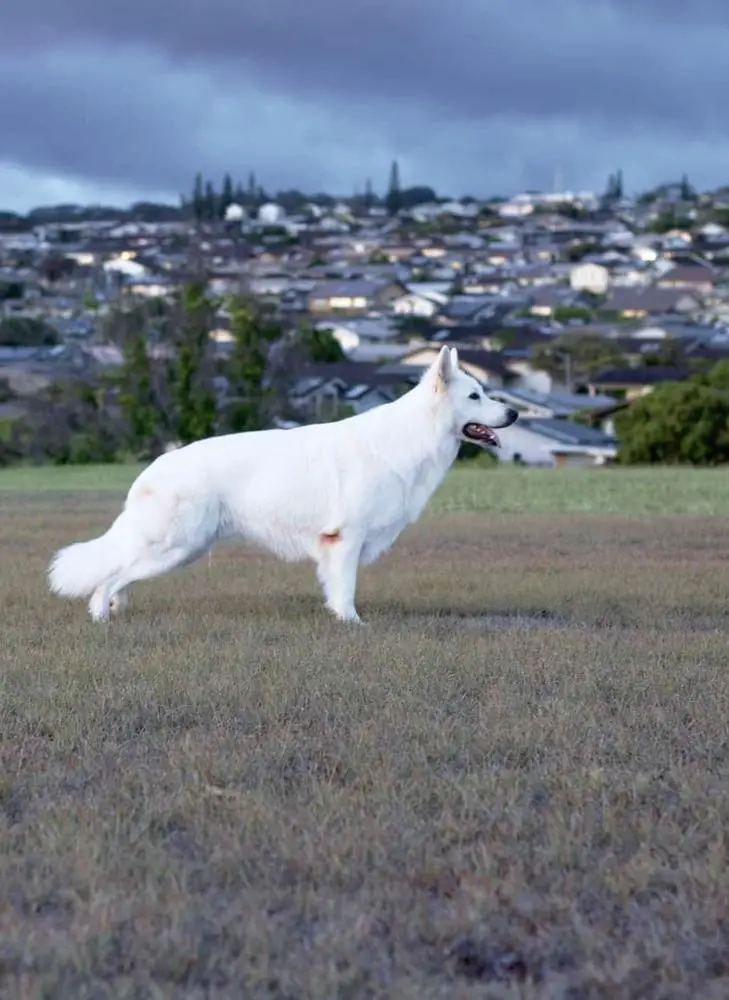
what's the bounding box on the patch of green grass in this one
[433,466,729,516]
[3,462,729,516]
[0,463,144,494]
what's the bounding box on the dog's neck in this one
[378,381,461,495]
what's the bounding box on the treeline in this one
[0,285,345,466]
[184,162,444,221]
[187,172,265,222]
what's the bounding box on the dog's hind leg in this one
[88,583,113,623]
[88,583,131,621]
[109,588,129,615]
[92,542,208,622]
[90,516,216,622]
[316,530,364,623]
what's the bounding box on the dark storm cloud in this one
[1,0,729,206]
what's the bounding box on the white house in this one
[569,262,609,295]
[391,285,448,317]
[257,202,285,225]
[497,418,618,467]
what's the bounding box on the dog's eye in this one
[468,391,480,401]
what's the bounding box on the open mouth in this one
[462,422,501,448]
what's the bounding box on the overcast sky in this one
[1,0,728,211]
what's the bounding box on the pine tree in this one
[385,160,402,216]
[604,170,623,202]
[222,296,280,433]
[117,330,160,456]
[203,180,217,221]
[192,172,204,222]
[247,172,257,208]
[172,282,217,443]
[680,173,694,201]
[364,177,374,214]
[220,173,234,218]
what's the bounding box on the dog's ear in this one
[432,345,453,391]
[449,347,459,370]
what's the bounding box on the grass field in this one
[2,466,729,998]
[4,461,729,514]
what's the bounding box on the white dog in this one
[48,347,517,623]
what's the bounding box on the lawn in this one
[1,468,729,997]
[3,461,729,515]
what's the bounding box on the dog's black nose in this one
[505,408,519,425]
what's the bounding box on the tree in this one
[0,281,25,302]
[117,330,163,457]
[203,180,217,222]
[247,172,258,209]
[555,201,588,221]
[704,358,729,390]
[363,177,374,214]
[646,208,693,234]
[297,324,346,363]
[564,240,602,262]
[680,173,695,201]
[552,305,593,324]
[604,169,624,202]
[400,185,437,209]
[0,317,60,347]
[616,374,729,465]
[171,282,217,444]
[222,296,281,433]
[39,253,75,283]
[643,340,687,368]
[101,296,175,347]
[529,332,627,388]
[385,160,402,216]
[192,172,205,223]
[22,377,123,465]
[220,173,234,218]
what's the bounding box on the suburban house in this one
[0,342,123,396]
[461,273,513,295]
[247,272,299,297]
[390,286,449,317]
[287,362,411,417]
[527,286,578,317]
[655,264,716,294]
[395,346,514,388]
[498,417,618,467]
[312,317,411,358]
[603,287,700,319]
[587,365,690,400]
[435,294,509,326]
[569,261,610,294]
[489,386,618,420]
[306,279,406,315]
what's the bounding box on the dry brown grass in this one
[2,493,729,998]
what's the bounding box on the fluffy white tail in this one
[48,523,123,599]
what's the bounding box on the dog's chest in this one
[365,455,449,531]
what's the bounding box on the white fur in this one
[48,347,517,623]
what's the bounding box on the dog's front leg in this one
[317,531,363,623]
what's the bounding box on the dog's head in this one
[425,346,518,448]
